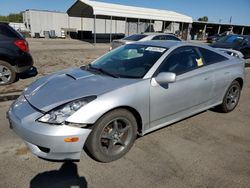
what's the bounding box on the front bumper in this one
[7,97,91,160]
[14,52,34,73]
[18,66,38,78]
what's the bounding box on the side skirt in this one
[141,101,222,136]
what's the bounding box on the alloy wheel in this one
[225,85,240,110]
[0,65,12,84]
[99,118,132,156]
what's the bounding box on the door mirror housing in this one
[155,72,176,84]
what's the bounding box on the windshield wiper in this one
[87,64,119,78]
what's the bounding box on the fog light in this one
[64,137,79,142]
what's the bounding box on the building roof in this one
[67,0,192,23]
[25,9,66,14]
[194,21,250,27]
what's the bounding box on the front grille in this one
[37,145,50,153]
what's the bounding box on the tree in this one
[0,13,23,23]
[198,16,208,22]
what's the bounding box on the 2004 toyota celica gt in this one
[7,41,245,162]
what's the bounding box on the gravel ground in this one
[0,39,250,188]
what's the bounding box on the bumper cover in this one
[7,97,91,160]
[14,52,34,73]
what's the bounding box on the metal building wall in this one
[25,10,68,37]
[23,10,127,38]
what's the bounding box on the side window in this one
[153,35,181,41]
[0,25,19,39]
[158,47,203,75]
[152,35,162,40]
[166,36,181,41]
[198,47,228,65]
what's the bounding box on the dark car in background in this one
[207,31,233,43]
[0,22,37,85]
[210,34,250,59]
[207,34,221,43]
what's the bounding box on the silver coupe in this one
[7,41,245,162]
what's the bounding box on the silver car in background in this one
[111,33,181,50]
[7,41,245,163]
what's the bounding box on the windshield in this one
[89,44,168,78]
[123,34,147,41]
[217,35,244,44]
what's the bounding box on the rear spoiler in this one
[217,48,244,58]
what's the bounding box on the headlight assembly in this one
[38,96,96,125]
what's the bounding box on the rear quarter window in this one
[152,35,181,41]
[0,24,20,39]
[123,34,147,41]
[198,47,228,65]
[166,36,181,41]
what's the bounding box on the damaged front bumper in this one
[7,96,91,160]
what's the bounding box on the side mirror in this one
[155,72,176,84]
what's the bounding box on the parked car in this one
[110,33,181,50]
[207,31,233,43]
[210,34,250,58]
[8,41,245,162]
[207,34,221,43]
[0,22,36,85]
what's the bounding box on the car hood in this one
[24,68,138,112]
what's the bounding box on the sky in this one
[0,0,250,25]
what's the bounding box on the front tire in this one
[0,60,16,85]
[85,109,137,163]
[217,80,241,113]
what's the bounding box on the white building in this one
[23,9,128,38]
[9,22,27,31]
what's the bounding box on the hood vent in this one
[65,69,93,80]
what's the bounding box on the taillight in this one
[14,40,29,52]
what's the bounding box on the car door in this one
[197,47,230,102]
[150,46,215,128]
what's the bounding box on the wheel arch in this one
[234,77,244,89]
[0,54,15,66]
[93,106,143,135]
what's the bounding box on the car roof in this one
[243,35,250,40]
[143,32,176,36]
[132,40,233,57]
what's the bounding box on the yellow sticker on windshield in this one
[196,58,203,67]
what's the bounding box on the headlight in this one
[38,96,96,124]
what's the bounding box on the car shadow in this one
[30,161,87,188]
[139,110,207,137]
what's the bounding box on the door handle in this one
[204,77,209,80]
[224,72,230,75]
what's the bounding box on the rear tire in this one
[0,60,16,85]
[217,80,241,113]
[85,109,137,163]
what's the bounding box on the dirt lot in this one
[0,39,250,188]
